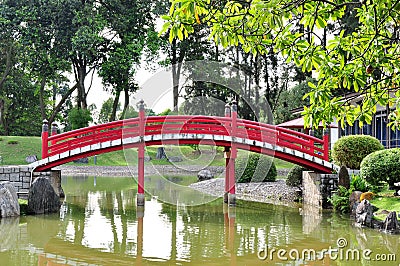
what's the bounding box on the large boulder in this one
[349,191,363,216]
[197,169,214,182]
[156,147,167,159]
[355,199,376,227]
[168,156,183,162]
[0,182,20,217]
[25,155,38,163]
[338,165,350,189]
[73,157,89,164]
[28,177,60,214]
[381,211,400,233]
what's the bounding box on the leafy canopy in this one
[161,0,400,128]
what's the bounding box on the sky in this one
[86,64,174,117]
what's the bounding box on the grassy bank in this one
[0,136,42,165]
[370,189,400,221]
[0,135,294,169]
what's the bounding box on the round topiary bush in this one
[286,165,307,187]
[235,153,276,183]
[360,148,400,187]
[332,135,384,169]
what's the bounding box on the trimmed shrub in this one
[286,165,307,187]
[332,135,384,169]
[7,140,18,145]
[235,153,276,183]
[360,148,400,187]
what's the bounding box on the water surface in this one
[0,176,398,265]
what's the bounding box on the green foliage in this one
[122,106,139,119]
[328,186,352,214]
[163,0,400,129]
[235,153,276,183]
[18,199,28,215]
[274,79,315,124]
[99,97,119,123]
[7,140,18,145]
[332,135,384,169]
[350,175,370,192]
[286,165,306,187]
[360,148,400,187]
[158,108,173,116]
[68,107,93,130]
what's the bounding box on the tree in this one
[99,97,120,124]
[98,0,156,121]
[274,79,315,124]
[68,107,93,130]
[162,0,400,129]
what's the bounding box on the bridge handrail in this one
[43,115,329,161]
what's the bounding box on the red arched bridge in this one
[30,100,337,206]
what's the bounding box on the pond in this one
[0,175,398,265]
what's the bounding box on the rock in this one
[25,155,38,163]
[27,177,60,214]
[144,155,151,162]
[73,157,89,164]
[156,147,166,159]
[168,156,183,162]
[349,191,362,216]
[197,169,214,181]
[338,165,350,189]
[355,199,375,227]
[381,211,400,233]
[0,182,20,217]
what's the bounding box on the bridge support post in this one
[224,104,231,204]
[137,99,145,207]
[41,120,49,159]
[228,101,238,207]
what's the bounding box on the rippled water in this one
[0,176,398,265]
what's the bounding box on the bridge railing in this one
[42,114,329,161]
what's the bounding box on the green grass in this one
[370,189,400,221]
[0,136,295,170]
[0,136,42,165]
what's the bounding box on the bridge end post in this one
[323,128,330,161]
[41,120,49,159]
[51,122,58,146]
[137,99,146,207]
[228,101,237,207]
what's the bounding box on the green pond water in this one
[0,175,399,266]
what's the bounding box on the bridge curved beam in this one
[30,132,337,173]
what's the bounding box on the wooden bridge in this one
[29,100,337,206]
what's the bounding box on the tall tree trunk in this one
[0,99,9,135]
[39,77,47,121]
[0,46,13,89]
[170,39,185,112]
[77,66,87,110]
[110,89,121,121]
[119,87,130,120]
[48,83,78,126]
[171,39,179,112]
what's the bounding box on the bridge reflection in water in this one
[0,176,398,266]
